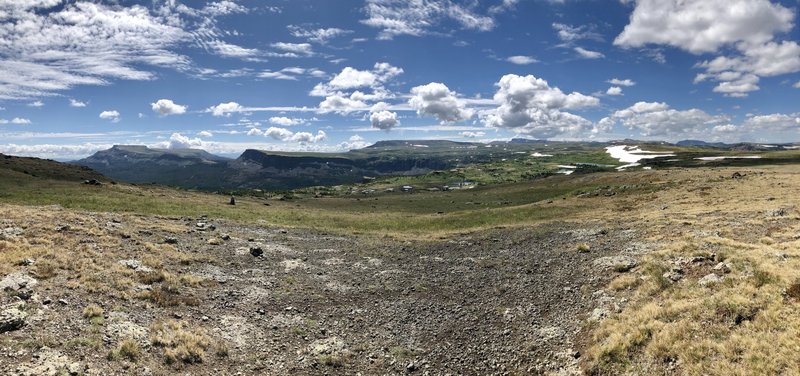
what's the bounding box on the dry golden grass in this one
[583,166,800,375]
[149,320,223,367]
[107,339,141,362]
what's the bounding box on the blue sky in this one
[0,0,799,159]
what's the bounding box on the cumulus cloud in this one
[615,0,793,54]
[313,63,403,112]
[207,101,244,117]
[198,131,213,138]
[319,95,369,114]
[162,132,204,149]
[2,118,32,125]
[361,0,496,40]
[69,99,87,107]
[461,131,486,138]
[482,74,599,138]
[370,110,400,130]
[606,86,623,96]
[338,134,370,150]
[607,78,636,87]
[506,56,538,65]
[795,81,800,89]
[598,101,728,138]
[574,47,604,59]
[409,83,474,123]
[151,99,187,116]
[269,116,305,126]
[28,101,44,107]
[615,0,799,96]
[262,127,326,143]
[99,110,120,123]
[741,113,800,132]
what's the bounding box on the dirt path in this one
[0,207,643,375]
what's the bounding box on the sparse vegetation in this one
[150,320,216,367]
[576,243,591,253]
[107,339,141,362]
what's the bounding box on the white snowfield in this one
[695,156,762,161]
[605,145,676,170]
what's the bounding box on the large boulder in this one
[0,302,28,333]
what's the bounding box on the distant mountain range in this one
[74,140,498,191]
[71,139,799,191]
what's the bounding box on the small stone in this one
[713,262,731,274]
[229,196,236,205]
[406,362,417,372]
[250,247,264,257]
[699,273,723,287]
[0,303,28,333]
[221,234,231,241]
[163,237,178,244]
[207,238,222,245]
[58,299,68,305]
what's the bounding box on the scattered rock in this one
[207,238,222,245]
[163,237,178,244]
[229,196,236,205]
[249,246,263,257]
[663,269,684,282]
[0,226,24,240]
[699,273,723,287]
[593,256,637,272]
[82,179,102,186]
[118,259,153,273]
[713,262,731,274]
[0,302,28,333]
[221,234,231,241]
[587,307,610,322]
[13,347,82,376]
[731,172,743,179]
[0,272,38,291]
[766,208,790,217]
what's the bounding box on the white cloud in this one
[201,1,249,17]
[204,40,261,59]
[264,127,295,141]
[28,101,44,107]
[5,118,32,125]
[795,81,800,89]
[370,110,400,130]
[338,134,370,150]
[160,132,205,149]
[313,63,403,112]
[461,131,486,138]
[151,99,187,116]
[361,0,496,40]
[606,86,623,96]
[207,101,244,117]
[552,23,603,43]
[607,78,636,87]
[598,101,728,138]
[319,95,369,114]
[263,127,327,143]
[99,110,120,123]
[269,116,305,126]
[270,42,314,57]
[290,130,327,143]
[615,0,799,96]
[742,113,800,132]
[69,99,87,107]
[288,25,353,44]
[197,130,213,138]
[574,47,604,59]
[506,56,538,65]
[409,82,474,123]
[615,0,793,54]
[0,1,193,99]
[482,74,599,138]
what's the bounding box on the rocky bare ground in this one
[0,207,646,375]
